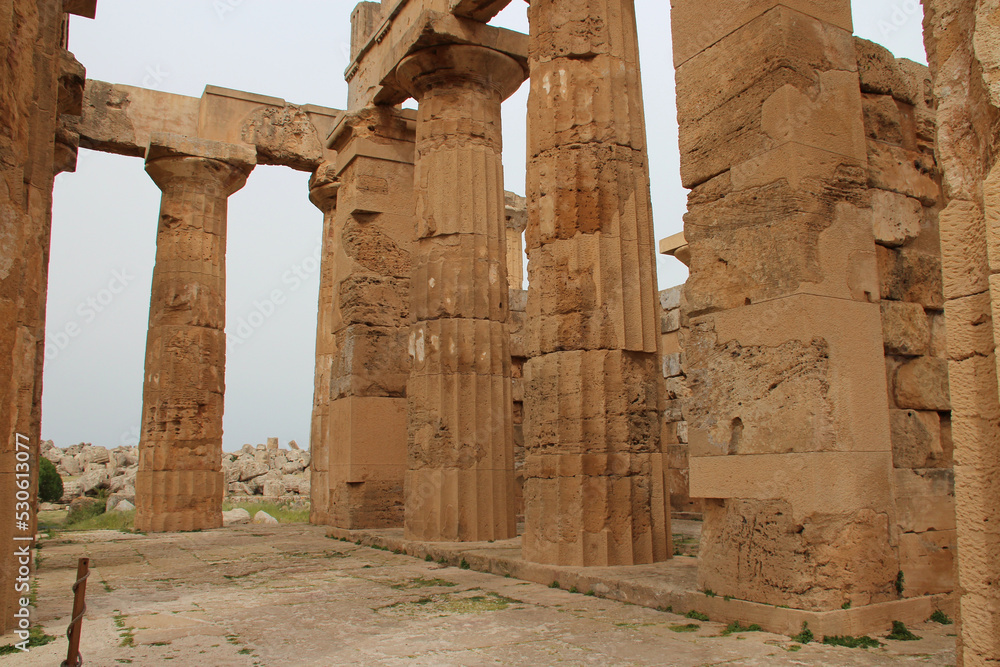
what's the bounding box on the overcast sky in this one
[43,1,928,451]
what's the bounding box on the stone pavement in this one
[1,525,956,666]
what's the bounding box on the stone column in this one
[308,162,339,526]
[309,107,415,529]
[672,2,899,610]
[523,0,669,566]
[505,192,527,291]
[135,133,255,533]
[397,44,525,542]
[923,2,1000,663]
[0,0,84,632]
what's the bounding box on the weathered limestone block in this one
[863,94,907,147]
[855,38,924,106]
[940,200,988,300]
[397,44,524,542]
[894,357,951,412]
[135,134,255,533]
[524,0,667,568]
[894,468,956,533]
[872,190,922,248]
[674,7,863,188]
[877,245,945,309]
[866,140,940,206]
[890,410,946,469]
[899,531,956,597]
[881,300,930,357]
[683,176,877,315]
[698,499,897,611]
[670,0,853,67]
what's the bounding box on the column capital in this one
[309,162,340,213]
[397,44,526,103]
[144,132,256,195]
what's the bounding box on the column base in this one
[135,470,224,533]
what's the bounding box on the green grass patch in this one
[0,626,56,655]
[390,577,457,590]
[822,635,882,649]
[685,610,710,622]
[929,610,953,625]
[791,622,814,644]
[669,624,700,633]
[722,621,762,636]
[886,621,921,642]
[549,581,560,589]
[65,509,136,533]
[459,559,471,570]
[221,500,310,524]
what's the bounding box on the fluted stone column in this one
[135,133,255,533]
[523,0,669,566]
[308,163,339,527]
[397,45,526,542]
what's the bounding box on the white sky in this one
[43,1,928,451]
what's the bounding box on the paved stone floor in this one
[1,525,956,666]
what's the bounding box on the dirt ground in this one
[1,524,956,666]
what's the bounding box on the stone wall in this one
[922,1,1000,663]
[856,37,956,601]
[658,285,700,516]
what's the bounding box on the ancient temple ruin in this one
[1,0,998,664]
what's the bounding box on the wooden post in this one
[62,557,89,667]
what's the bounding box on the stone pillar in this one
[505,192,526,291]
[308,162,339,526]
[923,2,1000,662]
[348,2,382,110]
[309,107,415,529]
[672,2,899,610]
[523,0,669,566]
[396,44,525,542]
[135,133,255,533]
[0,0,83,632]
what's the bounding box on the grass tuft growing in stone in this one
[669,624,701,633]
[929,610,953,625]
[791,622,813,644]
[685,610,710,622]
[886,621,921,642]
[722,621,762,636]
[822,635,882,649]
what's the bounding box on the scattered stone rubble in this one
[41,437,311,507]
